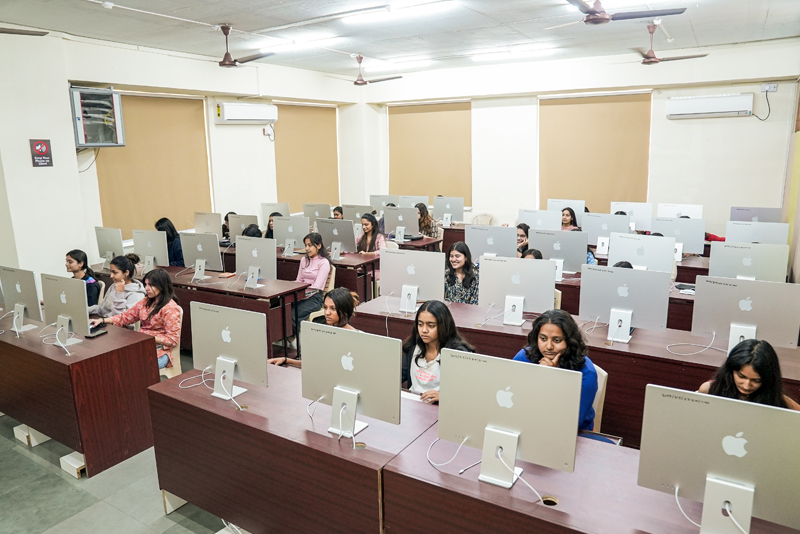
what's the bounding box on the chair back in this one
[159,306,184,379]
[97,280,106,301]
[553,289,562,310]
[384,241,400,249]
[324,265,337,292]
[592,363,608,433]
[471,213,497,226]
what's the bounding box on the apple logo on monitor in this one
[315,211,320,217]
[332,228,339,236]
[398,215,404,222]
[382,201,387,207]
[60,291,67,304]
[742,257,753,266]
[511,273,521,285]
[722,432,748,457]
[676,211,683,218]
[601,223,608,230]
[197,243,203,252]
[752,216,759,222]
[147,241,152,248]
[341,352,354,371]
[629,210,635,216]
[15,282,21,293]
[221,327,232,343]
[355,212,361,219]
[407,264,416,275]
[617,284,629,297]
[252,248,258,258]
[674,229,681,235]
[287,225,293,232]
[496,386,514,408]
[739,297,753,311]
[241,223,246,230]
[446,203,451,209]
[536,219,543,226]
[553,241,561,251]
[486,236,494,245]
[636,246,646,256]
[205,220,210,226]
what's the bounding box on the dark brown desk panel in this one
[442,224,465,254]
[399,236,443,252]
[383,424,794,534]
[276,252,379,303]
[148,366,438,534]
[0,316,158,476]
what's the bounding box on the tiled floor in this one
[0,352,224,534]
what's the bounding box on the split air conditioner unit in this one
[214,102,278,125]
[666,93,753,120]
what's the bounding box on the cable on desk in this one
[666,332,727,356]
[219,371,243,411]
[226,271,246,289]
[38,323,57,337]
[674,486,702,528]
[42,327,72,356]
[221,519,243,534]
[498,447,542,504]
[337,404,357,449]
[426,437,468,471]
[179,367,214,390]
[306,395,323,420]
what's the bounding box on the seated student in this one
[269,287,358,368]
[222,212,236,239]
[155,217,185,267]
[613,261,633,268]
[571,228,597,265]
[561,207,579,231]
[91,268,181,370]
[614,211,627,216]
[88,253,145,317]
[516,223,529,257]
[378,202,396,235]
[513,309,598,431]
[242,223,263,238]
[705,231,725,242]
[521,248,543,259]
[698,339,800,410]
[416,203,438,238]
[401,300,475,404]
[333,206,344,219]
[65,249,101,307]
[445,242,479,305]
[264,211,282,239]
[357,213,386,255]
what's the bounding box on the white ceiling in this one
[1,0,799,78]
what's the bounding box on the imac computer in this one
[656,203,703,219]
[692,275,800,352]
[650,217,706,254]
[316,218,357,254]
[383,207,420,239]
[41,274,91,346]
[273,216,310,252]
[95,226,125,268]
[581,213,631,244]
[301,323,402,437]
[730,206,783,223]
[546,198,585,226]
[227,214,259,238]
[234,236,277,289]
[399,195,429,208]
[433,197,464,224]
[194,212,222,237]
[179,232,223,281]
[639,384,800,533]
[303,203,331,227]
[725,221,789,245]
[478,256,556,325]
[191,301,268,400]
[132,229,169,272]
[609,202,653,231]
[369,194,399,212]
[465,225,517,260]
[708,242,789,283]
[607,232,675,273]
[380,248,445,312]
[342,204,373,223]
[527,229,588,275]
[438,349,582,488]
[0,266,43,333]
[261,202,291,223]
[579,265,670,343]
[517,209,561,232]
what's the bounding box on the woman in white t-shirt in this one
[401,300,474,403]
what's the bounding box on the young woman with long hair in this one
[357,213,386,255]
[155,217,185,267]
[416,202,437,238]
[516,223,530,257]
[65,249,101,307]
[561,208,579,231]
[264,211,283,239]
[88,253,145,317]
[444,241,479,305]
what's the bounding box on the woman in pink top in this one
[90,268,182,370]
[356,213,386,255]
[561,207,579,231]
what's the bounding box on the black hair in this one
[650,232,664,237]
[66,249,97,279]
[224,211,236,223]
[523,309,586,371]
[242,224,263,238]
[110,254,139,281]
[521,248,543,259]
[358,213,381,253]
[614,211,627,216]
[416,203,434,236]
[142,268,176,320]
[386,203,396,208]
[613,261,633,268]
[155,217,180,245]
[323,287,355,327]
[265,212,282,239]
[708,339,790,408]
[562,207,577,227]
[333,206,343,217]
[516,222,530,254]
[402,300,474,364]
[445,241,478,289]
[302,232,331,266]
[679,215,690,219]
[584,206,590,213]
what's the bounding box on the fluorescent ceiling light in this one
[343,1,457,24]
[260,36,340,54]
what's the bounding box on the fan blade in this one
[566,0,597,15]
[658,54,708,62]
[367,76,403,84]
[235,52,274,64]
[0,27,48,36]
[631,48,650,59]
[611,8,686,21]
[544,20,583,30]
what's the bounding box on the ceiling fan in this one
[638,23,707,64]
[353,55,402,86]
[218,25,273,67]
[546,0,687,30]
[0,27,48,36]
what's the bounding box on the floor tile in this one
[77,447,156,500]
[104,471,172,529]
[41,501,155,534]
[0,444,53,497]
[170,502,223,534]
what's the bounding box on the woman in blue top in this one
[513,309,597,431]
[155,217,185,267]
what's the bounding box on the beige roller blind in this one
[274,104,339,213]
[539,94,651,214]
[95,95,212,239]
[389,102,472,205]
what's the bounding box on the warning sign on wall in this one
[30,139,53,167]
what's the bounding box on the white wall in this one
[338,102,389,205]
[649,83,797,235]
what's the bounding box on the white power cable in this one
[724,501,749,534]
[426,437,468,471]
[306,395,324,420]
[221,519,244,534]
[337,404,356,449]
[497,447,542,504]
[226,271,246,289]
[42,327,72,356]
[38,323,57,337]
[178,367,214,390]
[667,332,727,356]
[674,486,702,528]
[219,371,243,410]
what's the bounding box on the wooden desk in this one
[383,424,794,534]
[398,236,443,252]
[595,254,710,283]
[351,298,800,448]
[0,316,158,476]
[148,365,438,534]
[164,266,307,358]
[442,224,465,253]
